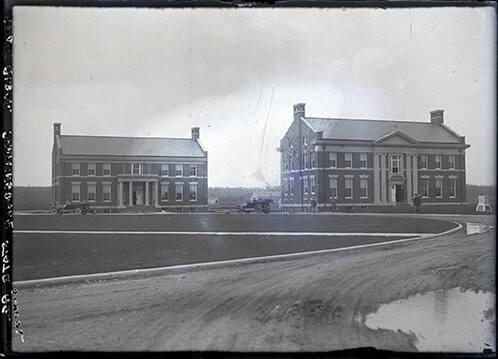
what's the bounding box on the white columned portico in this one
[406,153,412,204]
[380,154,387,203]
[129,180,133,206]
[154,182,159,207]
[373,153,380,204]
[145,181,150,205]
[413,154,418,196]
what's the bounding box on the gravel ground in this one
[11,215,495,352]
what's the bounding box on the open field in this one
[11,214,495,352]
[13,214,457,281]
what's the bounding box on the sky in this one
[12,6,496,187]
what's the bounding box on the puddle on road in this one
[465,222,490,235]
[363,287,496,352]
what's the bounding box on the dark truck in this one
[237,198,273,214]
[50,202,91,215]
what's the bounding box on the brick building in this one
[278,103,470,212]
[52,124,208,212]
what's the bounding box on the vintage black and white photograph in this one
[9,4,497,353]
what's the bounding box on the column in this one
[155,181,159,207]
[118,181,123,207]
[129,181,133,206]
[406,153,412,204]
[413,154,418,197]
[145,181,150,205]
[373,153,380,204]
[380,154,387,203]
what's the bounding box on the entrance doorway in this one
[395,185,404,202]
[133,190,144,205]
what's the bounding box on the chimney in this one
[294,103,306,122]
[191,127,200,140]
[54,123,61,140]
[430,109,444,125]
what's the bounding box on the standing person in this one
[330,197,337,212]
[310,198,317,213]
[413,193,422,214]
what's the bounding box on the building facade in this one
[52,124,208,212]
[278,103,470,212]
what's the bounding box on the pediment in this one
[373,131,419,145]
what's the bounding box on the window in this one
[303,177,309,195]
[189,165,197,177]
[71,183,80,201]
[285,156,289,171]
[160,164,169,176]
[103,164,111,176]
[87,183,96,202]
[311,177,316,194]
[449,155,456,170]
[161,183,169,201]
[71,163,80,176]
[87,163,96,176]
[175,183,183,201]
[103,183,111,202]
[304,152,310,169]
[345,178,353,198]
[435,179,442,198]
[435,155,441,169]
[132,163,141,174]
[421,179,429,197]
[360,153,367,169]
[282,180,288,196]
[390,155,401,174]
[303,136,307,146]
[329,178,337,199]
[290,178,294,195]
[189,183,198,201]
[329,152,337,168]
[420,155,428,169]
[175,165,183,177]
[311,152,316,168]
[449,178,457,198]
[344,153,352,168]
[360,179,368,198]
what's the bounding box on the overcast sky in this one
[13,6,496,187]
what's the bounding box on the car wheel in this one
[50,207,58,215]
[255,204,262,213]
[74,207,82,215]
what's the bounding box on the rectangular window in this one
[360,153,367,169]
[160,164,169,176]
[282,180,288,196]
[132,163,141,174]
[103,183,111,202]
[449,179,457,198]
[344,153,352,168]
[189,165,197,177]
[449,155,456,170]
[87,163,96,176]
[420,155,428,169]
[304,152,310,169]
[311,177,316,194]
[290,178,294,195]
[175,183,183,201]
[71,184,80,201]
[329,178,337,199]
[345,178,353,198]
[71,163,80,176]
[285,156,289,171]
[435,155,441,169]
[189,183,198,201]
[435,179,443,198]
[421,179,429,197]
[87,183,96,202]
[161,183,169,201]
[175,165,183,177]
[391,155,401,174]
[360,179,368,198]
[329,152,337,168]
[311,152,316,168]
[103,164,111,176]
[303,177,309,194]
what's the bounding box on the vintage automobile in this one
[237,198,273,214]
[50,202,91,215]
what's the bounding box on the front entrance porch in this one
[118,179,159,208]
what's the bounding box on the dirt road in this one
[12,215,495,352]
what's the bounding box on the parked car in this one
[50,202,91,215]
[237,198,273,214]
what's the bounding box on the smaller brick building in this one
[278,103,470,212]
[52,124,208,212]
